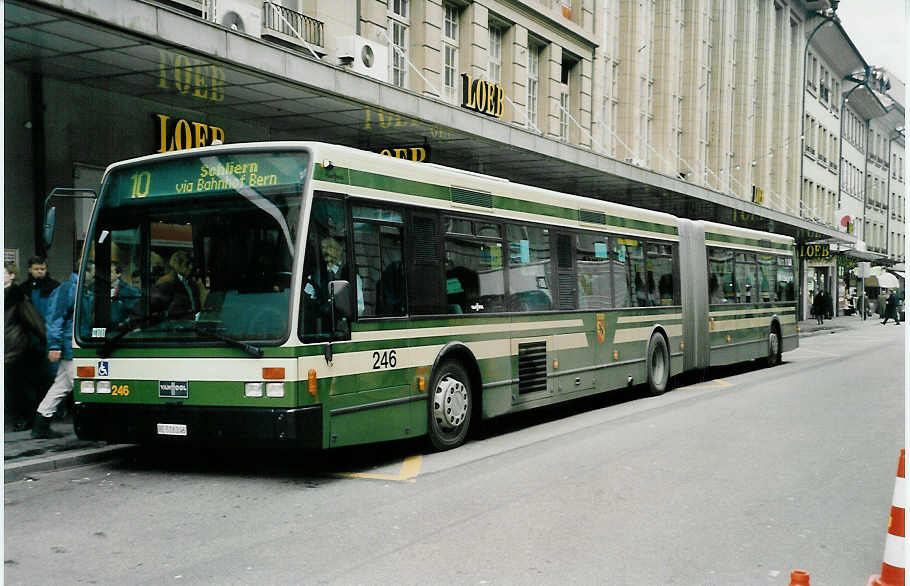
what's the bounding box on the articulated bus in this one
[67,142,798,451]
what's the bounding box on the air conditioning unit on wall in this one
[214,0,261,38]
[336,35,389,83]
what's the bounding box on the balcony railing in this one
[262,2,325,54]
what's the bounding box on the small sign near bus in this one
[159,380,189,399]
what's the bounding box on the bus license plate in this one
[157,423,187,436]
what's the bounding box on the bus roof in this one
[101,141,793,246]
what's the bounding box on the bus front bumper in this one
[74,403,323,449]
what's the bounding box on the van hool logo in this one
[159,380,189,398]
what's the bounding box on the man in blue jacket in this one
[31,270,77,438]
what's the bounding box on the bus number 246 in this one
[372,350,398,370]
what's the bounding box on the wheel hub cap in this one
[434,376,468,431]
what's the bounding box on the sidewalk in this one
[3,312,899,482]
[4,413,134,483]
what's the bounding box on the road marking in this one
[684,378,734,391]
[336,455,423,483]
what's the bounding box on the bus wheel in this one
[766,326,781,367]
[646,333,670,396]
[428,360,472,451]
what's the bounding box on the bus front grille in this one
[518,341,548,394]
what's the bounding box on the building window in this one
[527,42,541,130]
[389,0,409,88]
[559,91,569,142]
[488,23,502,84]
[443,3,460,103]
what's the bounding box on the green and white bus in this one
[67,142,798,450]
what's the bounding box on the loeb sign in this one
[461,74,505,118]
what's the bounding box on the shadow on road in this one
[107,358,779,481]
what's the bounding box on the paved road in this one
[4,320,903,585]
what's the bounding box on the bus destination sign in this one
[105,152,307,204]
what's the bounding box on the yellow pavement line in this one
[336,455,423,483]
[686,378,734,391]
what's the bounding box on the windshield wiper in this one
[175,322,264,358]
[98,310,197,358]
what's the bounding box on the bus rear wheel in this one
[766,326,782,367]
[646,333,670,396]
[427,360,472,451]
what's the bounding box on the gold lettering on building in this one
[157,49,225,103]
[379,147,428,162]
[461,74,505,118]
[155,114,225,153]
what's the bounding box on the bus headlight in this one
[96,381,111,394]
[80,381,95,394]
[265,382,285,398]
[244,382,263,397]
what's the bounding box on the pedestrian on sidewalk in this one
[882,290,902,325]
[18,255,60,394]
[31,267,78,439]
[4,262,47,431]
[812,291,825,325]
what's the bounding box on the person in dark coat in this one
[882,291,902,325]
[5,263,47,430]
[823,290,834,320]
[812,291,825,325]
[19,255,60,322]
[17,255,59,398]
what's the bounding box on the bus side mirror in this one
[42,187,97,250]
[329,280,353,340]
[42,206,57,249]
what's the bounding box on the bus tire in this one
[646,333,670,396]
[427,360,472,451]
[766,324,782,367]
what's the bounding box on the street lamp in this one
[798,7,839,219]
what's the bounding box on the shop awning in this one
[866,273,900,289]
[841,248,888,262]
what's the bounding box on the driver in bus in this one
[151,251,205,316]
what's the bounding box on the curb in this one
[4,445,136,483]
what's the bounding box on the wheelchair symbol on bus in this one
[98,361,110,377]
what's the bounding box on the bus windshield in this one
[77,150,307,346]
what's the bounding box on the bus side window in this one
[757,254,777,303]
[708,247,734,304]
[444,217,504,313]
[301,195,349,339]
[576,232,611,309]
[734,252,757,303]
[352,205,406,318]
[613,237,646,307]
[776,256,795,301]
[506,223,552,312]
[646,242,675,306]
